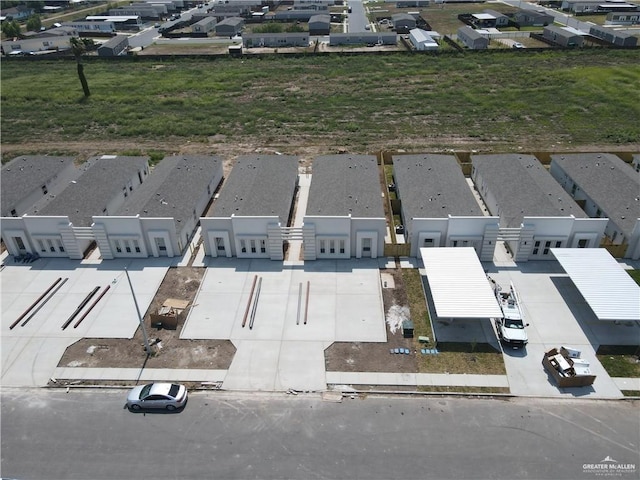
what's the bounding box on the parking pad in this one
[1,258,170,387]
[181,258,386,391]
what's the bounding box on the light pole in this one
[125,268,152,355]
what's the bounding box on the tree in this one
[70,37,92,97]
[1,19,21,38]
[26,14,42,32]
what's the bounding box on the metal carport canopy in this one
[420,247,502,319]
[552,248,640,321]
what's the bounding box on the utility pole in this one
[125,268,152,355]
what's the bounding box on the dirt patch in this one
[325,268,419,373]
[58,267,236,370]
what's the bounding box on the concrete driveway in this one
[181,257,386,391]
[1,257,170,386]
[486,260,640,399]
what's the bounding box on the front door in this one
[155,237,168,256]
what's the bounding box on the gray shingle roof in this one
[211,155,298,221]
[37,156,149,226]
[1,155,76,216]
[117,155,222,230]
[306,155,384,218]
[550,153,640,238]
[393,154,482,224]
[472,153,586,228]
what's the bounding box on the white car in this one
[126,383,188,411]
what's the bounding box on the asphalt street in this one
[1,389,638,480]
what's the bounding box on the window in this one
[250,240,256,253]
[424,238,434,246]
[555,241,562,248]
[543,241,551,255]
[115,240,122,253]
[37,239,46,253]
[452,240,458,247]
[320,240,325,254]
[260,239,266,253]
[133,240,141,253]
[240,240,247,253]
[125,240,132,253]
[578,239,588,248]
[329,240,335,254]
[339,240,345,254]
[47,239,55,252]
[14,237,26,251]
[56,239,65,252]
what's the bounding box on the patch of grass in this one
[622,390,640,397]
[417,349,506,375]
[402,268,433,342]
[627,270,640,285]
[597,345,640,378]
[417,386,510,394]
[2,50,639,152]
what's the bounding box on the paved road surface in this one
[2,389,638,480]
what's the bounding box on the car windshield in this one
[139,384,153,399]
[505,319,524,329]
[168,384,180,398]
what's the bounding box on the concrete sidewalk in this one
[327,372,510,388]
[53,367,227,384]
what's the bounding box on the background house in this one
[457,26,488,49]
[471,154,607,261]
[94,155,224,259]
[392,154,499,260]
[97,35,129,56]
[549,153,640,259]
[543,25,584,47]
[303,155,386,260]
[391,13,416,33]
[201,155,299,260]
[409,28,438,50]
[243,32,310,48]
[308,14,331,35]
[215,17,244,36]
[513,9,553,26]
[192,16,217,35]
[1,156,150,259]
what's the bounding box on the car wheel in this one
[130,404,141,411]
[166,404,176,411]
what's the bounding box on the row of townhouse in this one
[2,152,639,262]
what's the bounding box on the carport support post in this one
[125,268,152,355]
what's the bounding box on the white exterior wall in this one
[0,215,88,259]
[517,216,606,260]
[141,217,178,258]
[304,216,351,259]
[351,217,385,259]
[411,216,499,259]
[201,217,234,257]
[201,215,281,259]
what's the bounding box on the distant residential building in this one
[409,28,438,50]
[457,25,488,49]
[543,25,584,47]
[589,24,637,46]
[215,17,244,36]
[192,16,217,34]
[391,13,416,33]
[308,13,331,35]
[97,35,129,56]
[513,9,553,26]
[605,11,640,24]
[243,32,310,48]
